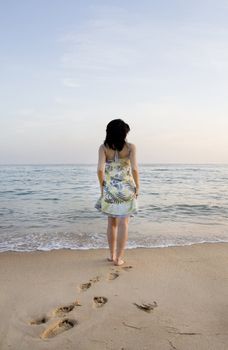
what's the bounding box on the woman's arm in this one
[129,143,140,197]
[97,145,106,195]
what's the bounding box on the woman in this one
[95,119,140,266]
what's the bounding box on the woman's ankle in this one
[114,256,124,264]
[107,254,116,261]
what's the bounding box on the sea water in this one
[0,164,227,252]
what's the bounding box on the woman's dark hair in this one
[104,119,130,151]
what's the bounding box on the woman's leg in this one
[114,216,129,266]
[107,216,118,260]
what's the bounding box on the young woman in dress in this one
[95,119,140,266]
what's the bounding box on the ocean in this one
[0,164,227,252]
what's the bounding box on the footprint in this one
[93,296,108,308]
[108,271,120,280]
[79,282,92,291]
[89,276,100,283]
[133,301,158,313]
[40,318,77,339]
[53,300,81,317]
[168,340,177,349]
[30,315,49,325]
[121,265,133,271]
[78,275,101,292]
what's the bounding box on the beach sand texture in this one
[0,243,228,350]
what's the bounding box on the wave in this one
[1,238,228,253]
[144,203,227,214]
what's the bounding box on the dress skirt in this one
[95,157,138,218]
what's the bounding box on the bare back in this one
[103,142,131,161]
[97,141,138,172]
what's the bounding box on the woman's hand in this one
[100,180,105,197]
[135,187,139,198]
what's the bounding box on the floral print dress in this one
[95,149,138,217]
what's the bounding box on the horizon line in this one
[0,162,228,166]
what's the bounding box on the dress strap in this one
[114,149,118,162]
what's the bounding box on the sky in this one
[0,0,228,164]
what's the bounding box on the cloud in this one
[58,9,144,75]
[17,108,35,116]
[62,78,80,88]
[57,3,228,82]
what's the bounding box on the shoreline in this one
[0,241,228,254]
[0,242,228,349]
[1,239,228,255]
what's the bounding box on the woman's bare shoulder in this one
[127,142,136,151]
[99,144,105,150]
[98,144,105,155]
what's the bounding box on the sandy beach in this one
[0,243,228,350]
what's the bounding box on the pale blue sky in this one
[1,0,228,164]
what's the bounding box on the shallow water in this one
[0,164,227,251]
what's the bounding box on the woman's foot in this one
[107,255,116,262]
[114,257,125,266]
